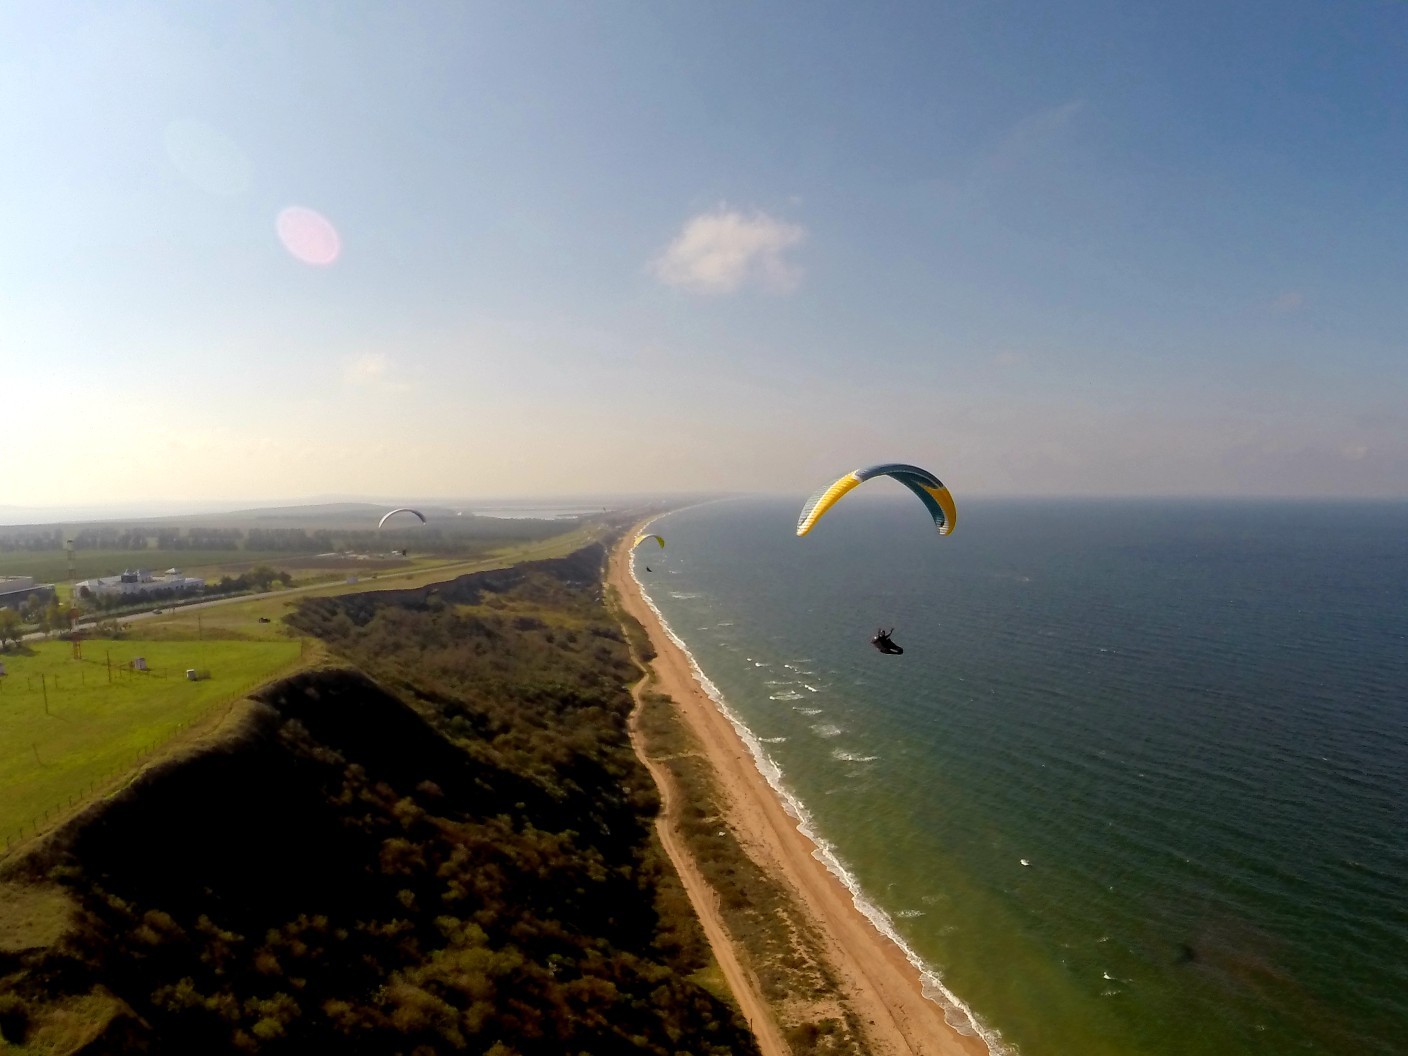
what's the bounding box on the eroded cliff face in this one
[0,546,757,1056]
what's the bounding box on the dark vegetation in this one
[194,566,294,602]
[0,544,757,1055]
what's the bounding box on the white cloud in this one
[653,206,806,294]
[986,100,1084,172]
[345,352,393,386]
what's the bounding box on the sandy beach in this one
[609,536,989,1056]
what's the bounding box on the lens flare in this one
[276,206,341,266]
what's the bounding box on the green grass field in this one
[0,527,606,589]
[0,639,302,847]
[0,549,298,585]
[0,519,613,858]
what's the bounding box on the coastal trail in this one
[614,591,792,1055]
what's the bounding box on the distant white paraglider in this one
[378,507,426,529]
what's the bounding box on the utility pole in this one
[65,537,76,619]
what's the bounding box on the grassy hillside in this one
[0,545,758,1055]
[0,639,304,848]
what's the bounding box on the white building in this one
[74,568,206,598]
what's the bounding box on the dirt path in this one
[623,674,792,1056]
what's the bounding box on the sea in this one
[631,496,1407,1056]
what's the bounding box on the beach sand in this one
[609,536,990,1056]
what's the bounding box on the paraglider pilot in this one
[871,628,904,655]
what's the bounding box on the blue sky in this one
[3,1,1405,507]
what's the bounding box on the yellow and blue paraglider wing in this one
[796,473,866,536]
[796,463,955,536]
[632,533,665,549]
[866,464,956,536]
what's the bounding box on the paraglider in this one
[871,628,904,655]
[634,534,664,574]
[796,463,955,537]
[378,508,426,529]
[795,464,954,658]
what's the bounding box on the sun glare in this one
[276,205,342,266]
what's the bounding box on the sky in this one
[3,0,1406,508]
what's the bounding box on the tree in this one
[248,566,280,592]
[0,608,21,649]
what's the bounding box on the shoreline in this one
[609,533,992,1056]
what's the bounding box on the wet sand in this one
[609,536,989,1056]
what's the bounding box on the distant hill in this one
[0,493,706,529]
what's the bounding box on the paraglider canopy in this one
[796,463,956,537]
[632,533,665,550]
[378,507,427,529]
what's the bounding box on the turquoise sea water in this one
[632,497,1407,1056]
